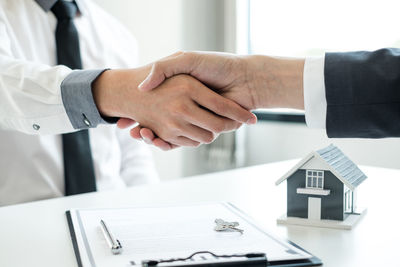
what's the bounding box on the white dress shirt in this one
[303,56,327,129]
[0,0,159,206]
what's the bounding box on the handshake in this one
[93,52,305,150]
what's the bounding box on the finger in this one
[183,105,243,134]
[140,128,180,149]
[140,128,156,144]
[138,52,198,91]
[177,123,216,144]
[130,126,143,140]
[152,138,176,151]
[135,128,179,151]
[192,88,257,124]
[170,136,200,147]
[117,118,137,129]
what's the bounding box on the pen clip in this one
[100,219,123,254]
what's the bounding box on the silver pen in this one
[100,219,123,254]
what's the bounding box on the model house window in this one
[306,170,324,189]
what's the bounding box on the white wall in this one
[93,0,183,64]
[245,122,400,169]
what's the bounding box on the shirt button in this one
[83,118,91,127]
[32,124,40,131]
[82,114,91,127]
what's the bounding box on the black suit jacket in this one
[325,48,400,138]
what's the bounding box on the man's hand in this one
[129,51,305,150]
[93,68,256,148]
[139,52,258,110]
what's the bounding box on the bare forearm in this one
[245,55,305,110]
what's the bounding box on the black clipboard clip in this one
[140,251,268,267]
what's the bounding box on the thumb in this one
[138,63,167,91]
[138,52,198,91]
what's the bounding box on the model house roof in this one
[275,144,367,190]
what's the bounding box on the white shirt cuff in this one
[303,56,327,129]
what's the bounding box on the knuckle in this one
[151,61,162,73]
[181,51,193,59]
[164,134,177,143]
[166,121,181,133]
[166,77,189,92]
[171,102,190,116]
[161,125,178,140]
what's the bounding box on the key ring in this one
[214,218,244,234]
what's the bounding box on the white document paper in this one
[68,203,311,267]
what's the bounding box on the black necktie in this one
[51,0,97,195]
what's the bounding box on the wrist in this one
[92,67,150,118]
[92,69,117,117]
[245,55,305,109]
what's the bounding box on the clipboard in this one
[66,202,322,267]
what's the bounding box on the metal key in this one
[214,218,244,234]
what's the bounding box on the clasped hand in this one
[93,54,257,150]
[110,51,304,150]
[116,52,258,150]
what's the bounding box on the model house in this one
[276,144,367,229]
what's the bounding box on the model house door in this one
[308,197,321,220]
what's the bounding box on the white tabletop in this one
[1,160,399,267]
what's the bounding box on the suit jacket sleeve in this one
[324,48,400,138]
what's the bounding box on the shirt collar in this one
[34,0,87,15]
